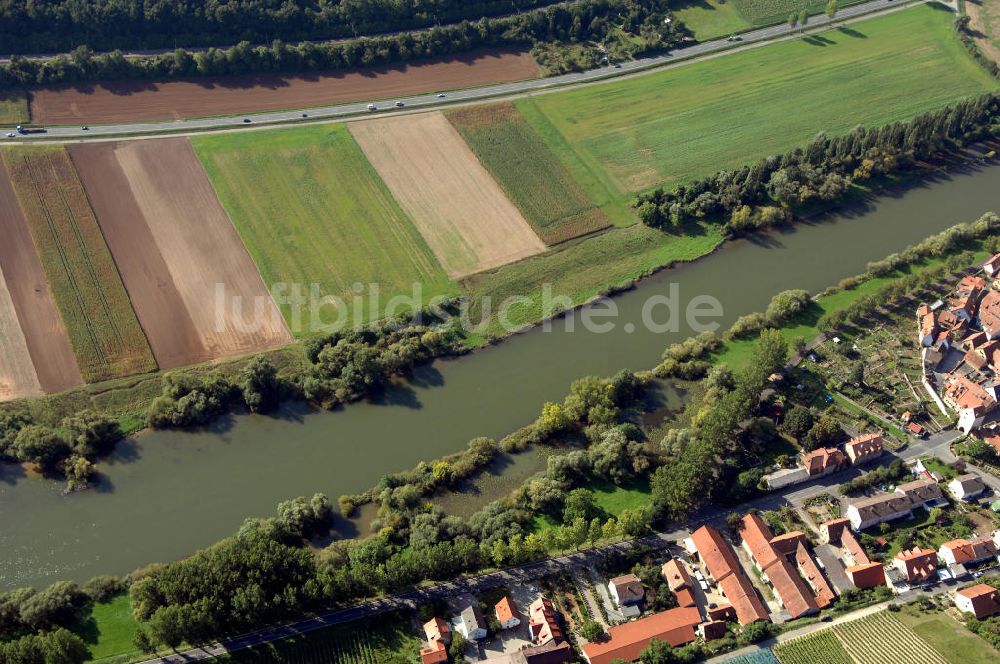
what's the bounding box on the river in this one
[2,164,999,591]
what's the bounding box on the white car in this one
[394,101,405,107]
[437,93,446,98]
[5,132,14,138]
[367,103,377,111]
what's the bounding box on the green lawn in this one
[76,594,140,662]
[528,477,651,533]
[0,90,28,124]
[522,4,999,195]
[193,125,457,335]
[446,102,612,244]
[674,0,752,40]
[461,223,724,339]
[896,604,1000,664]
[731,0,875,27]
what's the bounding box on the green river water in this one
[2,165,999,590]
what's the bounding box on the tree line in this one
[0,0,679,90]
[0,0,560,54]
[636,94,1000,236]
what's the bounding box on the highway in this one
[4,0,934,142]
[135,427,968,663]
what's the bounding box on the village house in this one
[949,473,987,501]
[528,597,565,647]
[844,432,884,464]
[893,547,938,585]
[687,525,770,625]
[955,583,1000,619]
[455,603,488,641]
[495,596,521,630]
[608,573,645,618]
[943,372,999,434]
[661,558,697,608]
[820,518,887,590]
[846,477,947,531]
[803,447,848,477]
[737,514,834,620]
[938,536,999,566]
[580,607,702,664]
[420,617,451,664]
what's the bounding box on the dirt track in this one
[29,50,539,125]
[350,112,546,278]
[71,139,292,365]
[0,161,82,394]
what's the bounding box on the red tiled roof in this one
[895,547,937,583]
[581,607,701,664]
[739,514,780,570]
[840,529,871,566]
[821,518,850,544]
[529,597,563,645]
[691,525,770,625]
[802,447,846,475]
[770,531,808,556]
[674,587,697,608]
[795,541,835,608]
[420,639,448,664]
[984,253,1000,273]
[423,617,449,643]
[496,596,520,624]
[661,558,693,591]
[766,556,819,618]
[846,562,886,590]
[944,373,996,412]
[940,536,998,564]
[845,432,883,459]
[957,583,1000,619]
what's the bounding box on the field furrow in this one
[1,147,155,383]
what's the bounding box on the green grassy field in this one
[731,0,872,26]
[674,0,752,40]
[2,146,156,382]
[193,125,457,334]
[895,604,1000,664]
[0,90,28,124]
[529,477,652,532]
[446,102,612,244]
[214,614,420,663]
[523,4,999,195]
[77,594,140,662]
[461,223,724,339]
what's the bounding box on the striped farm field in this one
[193,125,456,333]
[214,614,419,663]
[774,610,949,664]
[446,102,612,245]
[522,4,999,194]
[1,147,155,383]
[774,630,853,664]
[832,610,947,664]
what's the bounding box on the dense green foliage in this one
[0,0,680,89]
[652,329,788,518]
[637,94,1000,234]
[838,459,908,496]
[0,0,561,52]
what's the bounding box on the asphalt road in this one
[5,0,933,142]
[135,427,970,664]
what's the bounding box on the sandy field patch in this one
[967,0,1000,64]
[350,112,546,278]
[0,161,82,394]
[0,268,42,402]
[71,139,292,364]
[29,49,539,125]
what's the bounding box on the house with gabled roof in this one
[495,596,521,630]
[893,547,937,584]
[956,583,1000,619]
[802,447,847,477]
[844,432,883,464]
[939,536,999,566]
[688,525,770,625]
[949,473,987,501]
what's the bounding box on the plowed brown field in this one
[0,161,82,394]
[0,269,41,402]
[29,49,539,125]
[350,112,546,278]
[70,139,293,366]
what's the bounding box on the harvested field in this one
[0,161,82,394]
[69,139,293,366]
[350,112,546,278]
[193,125,456,333]
[0,268,42,402]
[446,102,611,245]
[29,49,539,125]
[1,147,154,383]
[0,90,28,124]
